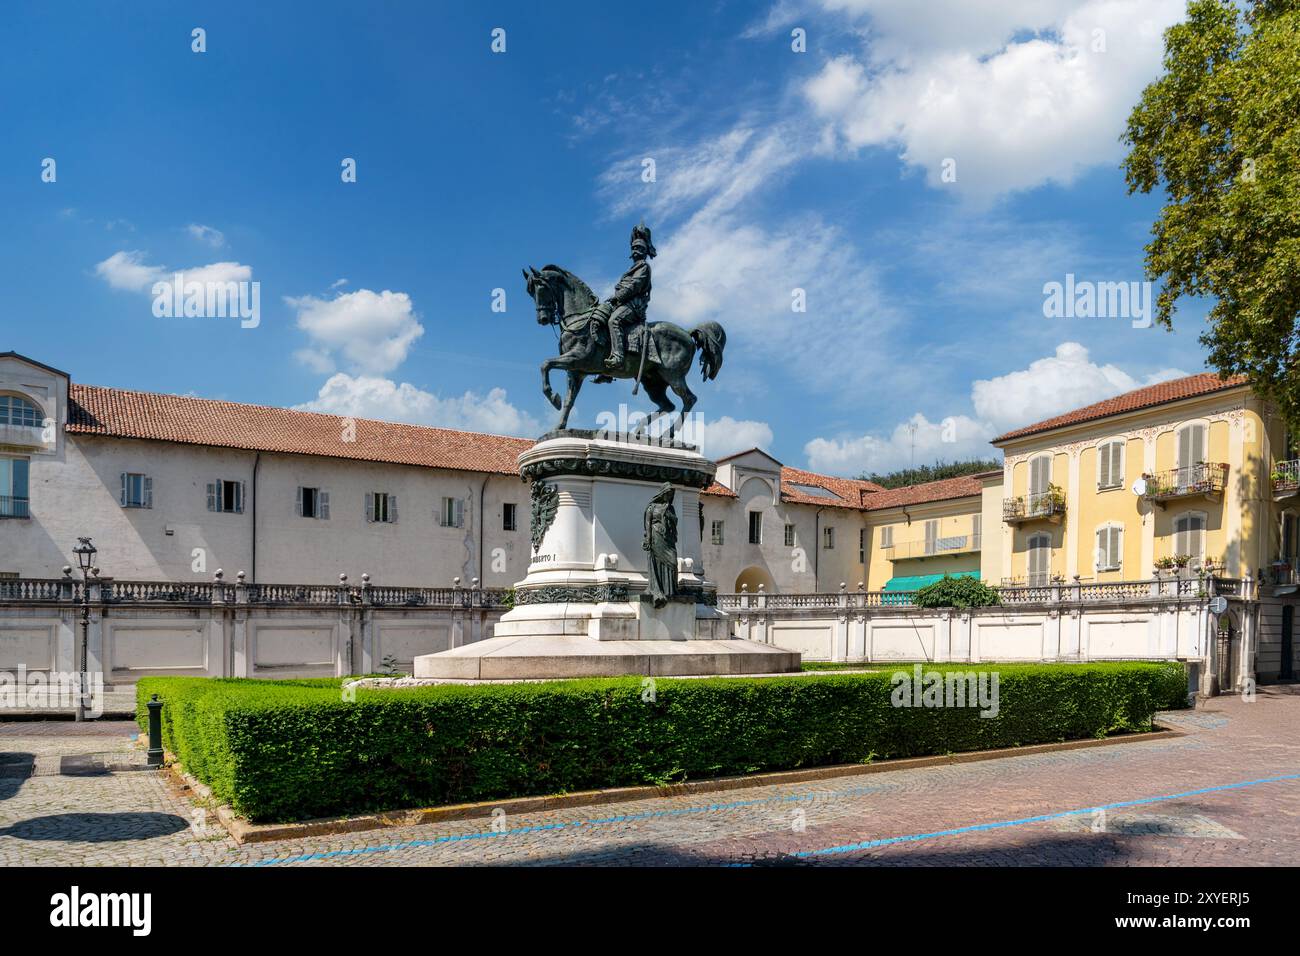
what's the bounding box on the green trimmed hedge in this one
[137,663,1188,823]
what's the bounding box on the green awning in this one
[882,571,979,591]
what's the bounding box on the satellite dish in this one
[1131,478,1148,496]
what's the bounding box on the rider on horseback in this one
[594,220,655,369]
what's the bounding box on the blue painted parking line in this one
[235,783,889,866]
[786,772,1300,859]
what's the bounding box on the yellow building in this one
[861,472,998,596]
[988,371,1298,683]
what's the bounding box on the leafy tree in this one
[1123,0,1300,420]
[913,575,1001,609]
[862,458,1002,490]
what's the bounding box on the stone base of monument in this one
[413,430,801,681]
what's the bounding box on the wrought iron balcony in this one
[1140,462,1227,506]
[885,534,981,560]
[1002,491,1065,524]
[0,495,30,518]
[1272,460,1300,498]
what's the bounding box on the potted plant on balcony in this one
[1045,483,1065,514]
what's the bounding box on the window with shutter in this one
[207,482,217,512]
[881,525,893,548]
[318,490,329,520]
[1095,525,1122,571]
[972,514,981,546]
[296,486,304,517]
[784,523,795,547]
[120,473,127,507]
[365,492,374,523]
[143,476,152,509]
[1030,456,1051,497]
[924,519,938,554]
[1174,513,1206,559]
[1176,424,1207,487]
[1028,533,1050,584]
[748,511,762,545]
[1098,441,1124,489]
[390,495,398,523]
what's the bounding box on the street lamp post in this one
[72,536,97,722]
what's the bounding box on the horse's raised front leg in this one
[557,371,584,430]
[540,359,562,411]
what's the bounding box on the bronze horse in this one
[523,265,725,436]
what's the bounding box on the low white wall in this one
[732,601,1213,666]
[0,598,503,684]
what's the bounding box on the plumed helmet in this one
[630,220,657,258]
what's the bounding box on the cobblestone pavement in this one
[2,688,1298,867]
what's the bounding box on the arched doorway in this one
[735,566,775,593]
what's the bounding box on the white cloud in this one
[94,250,250,293]
[293,348,336,375]
[94,251,165,292]
[804,0,1186,202]
[598,124,809,223]
[805,413,993,475]
[187,223,225,247]
[295,373,543,437]
[652,211,900,392]
[286,289,424,376]
[695,416,776,460]
[804,342,1188,475]
[972,341,1186,433]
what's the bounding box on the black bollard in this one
[146,694,164,768]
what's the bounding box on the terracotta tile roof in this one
[701,481,738,498]
[62,383,994,513]
[860,472,997,511]
[67,383,533,476]
[993,372,1249,444]
[779,466,885,509]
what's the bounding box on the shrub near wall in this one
[137,662,1187,823]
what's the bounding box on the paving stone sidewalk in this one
[1,687,1298,867]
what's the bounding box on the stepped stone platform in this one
[413,430,801,681]
[412,634,798,680]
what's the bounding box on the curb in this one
[180,726,1183,845]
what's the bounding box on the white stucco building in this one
[0,352,993,593]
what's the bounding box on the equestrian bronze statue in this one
[523,221,726,436]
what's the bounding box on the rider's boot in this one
[605,320,625,368]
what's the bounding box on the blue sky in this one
[1,0,1209,474]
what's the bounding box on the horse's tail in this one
[690,322,726,382]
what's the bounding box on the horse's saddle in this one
[627,322,658,361]
[591,319,659,383]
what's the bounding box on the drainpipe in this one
[251,452,261,582]
[477,475,488,584]
[814,506,825,591]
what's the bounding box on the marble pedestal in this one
[414,430,800,680]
